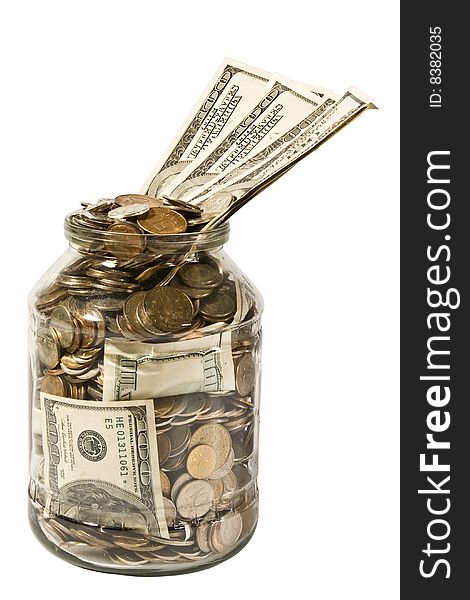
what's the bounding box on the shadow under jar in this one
[28,206,263,575]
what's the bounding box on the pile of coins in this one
[35,488,258,568]
[67,194,219,258]
[30,196,261,569]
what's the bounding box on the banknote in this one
[41,393,169,537]
[192,87,375,212]
[165,76,336,202]
[140,59,270,198]
[103,331,235,402]
[189,95,338,207]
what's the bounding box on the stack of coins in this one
[30,196,261,569]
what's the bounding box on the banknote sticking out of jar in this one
[28,195,263,575]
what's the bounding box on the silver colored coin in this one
[217,511,243,547]
[176,480,214,519]
[163,497,177,526]
[50,305,76,349]
[198,191,234,216]
[208,447,235,480]
[108,203,150,219]
[37,327,61,369]
[171,473,193,504]
[196,522,211,553]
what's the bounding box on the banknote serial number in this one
[429,27,442,109]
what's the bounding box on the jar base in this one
[29,497,258,576]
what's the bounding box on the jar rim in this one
[64,213,230,255]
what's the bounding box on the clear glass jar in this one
[28,207,262,575]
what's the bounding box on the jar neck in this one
[64,215,230,261]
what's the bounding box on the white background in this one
[0,1,399,597]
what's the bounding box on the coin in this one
[136,297,166,336]
[169,275,213,299]
[178,393,207,417]
[40,374,66,397]
[37,327,61,369]
[199,293,235,322]
[196,522,211,553]
[50,305,76,349]
[115,194,164,208]
[137,207,187,234]
[154,397,175,417]
[159,471,171,497]
[198,191,234,216]
[163,497,177,526]
[171,473,193,504]
[123,291,150,338]
[221,470,238,498]
[179,262,221,289]
[89,296,126,312]
[157,433,171,465]
[209,447,235,480]
[167,424,191,456]
[209,525,225,553]
[217,512,242,547]
[186,445,217,479]
[144,286,194,332]
[108,204,150,219]
[189,424,232,470]
[235,352,256,396]
[105,222,144,260]
[208,478,224,504]
[176,480,214,519]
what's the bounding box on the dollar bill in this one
[140,59,270,198]
[192,86,375,211]
[189,95,338,206]
[41,393,169,537]
[164,76,337,202]
[103,331,235,402]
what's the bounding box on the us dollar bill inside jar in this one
[29,194,262,574]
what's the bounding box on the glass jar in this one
[28,204,263,575]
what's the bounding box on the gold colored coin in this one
[144,286,193,332]
[123,291,150,338]
[199,293,235,322]
[137,207,187,234]
[179,262,221,289]
[186,444,217,479]
[189,424,232,470]
[40,374,66,397]
[105,222,144,260]
[159,471,171,497]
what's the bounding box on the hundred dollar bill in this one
[140,59,270,197]
[165,76,337,202]
[103,331,235,402]
[188,94,338,206]
[193,87,375,212]
[40,393,169,537]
